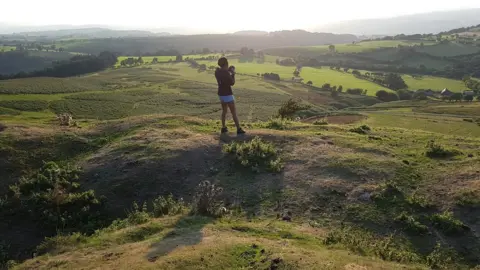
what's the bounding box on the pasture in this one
[262,40,436,57]
[0,46,15,52]
[403,75,466,91]
[199,60,393,95]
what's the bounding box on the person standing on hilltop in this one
[215,57,245,134]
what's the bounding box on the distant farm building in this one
[424,90,435,96]
[292,77,304,83]
[441,88,453,97]
[463,90,474,96]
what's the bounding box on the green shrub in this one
[191,181,224,217]
[394,212,429,235]
[406,192,433,210]
[223,136,283,172]
[277,98,308,119]
[126,201,150,225]
[463,118,474,123]
[264,117,291,130]
[455,189,480,207]
[313,118,328,125]
[430,211,469,235]
[425,141,461,158]
[4,162,106,234]
[349,124,371,134]
[426,243,457,269]
[152,194,185,217]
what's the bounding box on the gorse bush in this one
[425,141,461,158]
[426,243,458,270]
[126,201,151,226]
[5,162,105,234]
[191,181,224,217]
[430,211,469,236]
[349,124,371,134]
[394,212,429,235]
[277,98,308,120]
[264,117,291,130]
[313,118,328,125]
[223,136,283,172]
[152,194,185,217]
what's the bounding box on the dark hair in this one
[218,57,228,68]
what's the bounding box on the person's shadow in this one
[146,214,212,262]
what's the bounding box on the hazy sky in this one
[3,0,480,32]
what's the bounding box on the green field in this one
[199,60,393,95]
[0,46,15,52]
[403,75,466,91]
[413,103,480,117]
[117,56,176,66]
[263,40,436,57]
[416,42,480,57]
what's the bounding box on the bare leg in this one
[227,102,241,129]
[221,102,228,128]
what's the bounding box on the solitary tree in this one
[328,45,336,53]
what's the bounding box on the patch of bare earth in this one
[80,127,222,214]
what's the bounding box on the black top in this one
[215,68,235,96]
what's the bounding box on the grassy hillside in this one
[1,60,480,269]
[15,215,426,270]
[262,40,436,57]
[416,42,480,57]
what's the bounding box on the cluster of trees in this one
[376,90,399,102]
[6,42,66,53]
[262,73,280,81]
[276,58,296,66]
[352,71,408,90]
[120,57,144,66]
[318,83,367,98]
[0,51,52,75]
[463,76,480,90]
[0,51,117,80]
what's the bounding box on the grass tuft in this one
[425,141,461,158]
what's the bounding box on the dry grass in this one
[15,217,424,270]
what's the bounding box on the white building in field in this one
[463,90,475,96]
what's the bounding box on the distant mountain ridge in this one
[315,9,480,35]
[3,27,171,38]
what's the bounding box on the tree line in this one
[0,51,117,80]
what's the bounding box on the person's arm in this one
[221,70,235,86]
